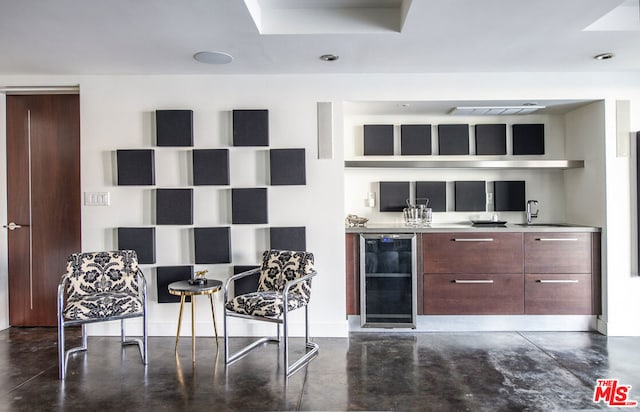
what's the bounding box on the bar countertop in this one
[345,222,601,233]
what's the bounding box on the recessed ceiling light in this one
[193,51,233,65]
[594,52,615,60]
[320,54,339,62]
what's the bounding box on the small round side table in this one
[168,279,223,362]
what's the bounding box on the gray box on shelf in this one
[494,181,526,211]
[438,124,469,155]
[401,124,432,155]
[475,124,507,155]
[116,149,155,186]
[232,188,268,224]
[233,109,269,146]
[364,125,394,155]
[156,188,193,225]
[513,124,545,155]
[156,110,193,147]
[117,227,156,264]
[156,265,193,303]
[455,181,486,211]
[194,227,231,264]
[270,227,306,251]
[416,182,446,212]
[379,182,410,212]
[270,149,306,185]
[193,149,229,185]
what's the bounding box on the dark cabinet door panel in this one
[525,274,592,314]
[423,232,523,274]
[423,274,524,315]
[524,233,591,274]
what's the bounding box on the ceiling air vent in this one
[450,105,546,116]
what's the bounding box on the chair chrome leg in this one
[283,306,289,376]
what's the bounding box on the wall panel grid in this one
[114,108,309,302]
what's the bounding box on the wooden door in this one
[6,94,81,326]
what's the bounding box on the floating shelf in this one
[344,159,584,169]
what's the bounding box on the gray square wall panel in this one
[157,265,193,303]
[438,124,470,155]
[455,181,486,212]
[475,124,507,155]
[233,265,260,297]
[416,182,446,212]
[401,125,432,155]
[270,149,306,185]
[270,227,306,251]
[117,227,156,264]
[232,188,268,224]
[364,125,394,155]
[194,227,231,264]
[494,181,526,211]
[156,188,193,225]
[156,110,193,147]
[513,124,545,155]
[233,109,269,146]
[193,149,229,186]
[116,149,155,186]
[379,182,410,212]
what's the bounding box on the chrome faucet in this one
[526,200,539,224]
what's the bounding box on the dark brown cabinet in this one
[422,232,524,315]
[524,232,599,315]
[345,233,360,315]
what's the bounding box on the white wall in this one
[1,72,640,336]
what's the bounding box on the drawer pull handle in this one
[537,279,579,284]
[535,238,578,242]
[453,238,494,242]
[453,279,494,284]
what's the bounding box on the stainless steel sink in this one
[516,223,571,227]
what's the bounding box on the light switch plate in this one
[84,192,110,206]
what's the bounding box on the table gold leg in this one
[209,294,219,345]
[175,295,186,355]
[191,295,196,363]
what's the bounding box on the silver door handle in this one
[453,279,494,284]
[453,238,494,242]
[535,238,578,242]
[2,222,23,230]
[536,279,579,284]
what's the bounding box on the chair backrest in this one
[257,250,315,302]
[63,250,140,299]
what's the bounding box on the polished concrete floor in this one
[0,328,639,411]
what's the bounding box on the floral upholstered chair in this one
[57,250,148,380]
[223,250,318,376]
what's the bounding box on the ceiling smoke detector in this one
[450,105,546,116]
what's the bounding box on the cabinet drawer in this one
[524,233,591,274]
[423,274,524,315]
[525,274,592,314]
[423,232,523,274]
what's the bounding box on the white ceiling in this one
[0,0,638,75]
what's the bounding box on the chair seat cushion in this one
[63,292,143,321]
[225,291,307,318]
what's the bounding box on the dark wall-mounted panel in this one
[193,149,229,186]
[157,265,193,303]
[401,125,432,155]
[117,227,156,264]
[513,124,545,155]
[116,149,155,186]
[455,181,486,212]
[379,181,410,212]
[416,182,446,212]
[438,124,469,155]
[364,125,394,155]
[494,181,526,212]
[270,149,306,185]
[234,265,260,297]
[194,227,231,264]
[156,188,193,225]
[270,227,306,251]
[232,188,268,224]
[156,110,193,147]
[475,124,507,155]
[233,109,269,146]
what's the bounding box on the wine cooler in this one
[360,234,417,328]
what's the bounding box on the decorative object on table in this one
[223,250,319,376]
[403,198,432,226]
[57,250,148,380]
[188,269,209,285]
[345,214,368,227]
